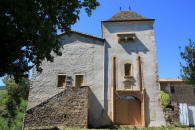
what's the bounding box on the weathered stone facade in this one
[25,10,166,128]
[24,87,88,129]
[160,79,195,126]
[160,79,195,105]
[163,103,180,126]
[27,33,104,111]
[102,20,165,126]
[27,32,107,127]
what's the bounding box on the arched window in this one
[124,63,132,77]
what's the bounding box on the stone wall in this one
[163,102,180,126]
[27,33,104,110]
[160,82,195,105]
[27,32,108,127]
[102,21,166,126]
[23,87,88,129]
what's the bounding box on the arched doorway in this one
[115,96,142,126]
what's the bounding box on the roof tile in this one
[107,10,151,21]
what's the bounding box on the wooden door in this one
[115,97,141,125]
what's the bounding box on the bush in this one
[160,91,170,108]
[0,76,29,129]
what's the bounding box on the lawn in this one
[24,126,195,130]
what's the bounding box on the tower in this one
[102,10,166,126]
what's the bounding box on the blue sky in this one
[71,0,195,78]
[0,0,195,86]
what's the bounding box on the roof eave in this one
[158,79,184,83]
[58,30,105,42]
[101,19,155,23]
[159,81,184,83]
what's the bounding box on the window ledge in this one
[124,75,134,79]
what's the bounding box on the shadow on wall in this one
[88,88,112,128]
[104,23,150,55]
[104,42,111,117]
[145,92,150,126]
[119,37,149,55]
[104,36,149,55]
[104,23,153,33]
[103,41,149,126]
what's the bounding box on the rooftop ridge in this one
[59,30,104,42]
[105,10,153,22]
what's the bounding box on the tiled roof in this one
[105,10,154,22]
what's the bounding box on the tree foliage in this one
[0,0,99,81]
[180,39,195,85]
[0,76,30,129]
[160,91,170,108]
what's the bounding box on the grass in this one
[24,126,195,130]
[114,126,195,130]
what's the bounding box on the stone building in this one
[159,78,195,105]
[24,10,166,129]
[159,79,195,126]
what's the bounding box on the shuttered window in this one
[75,75,84,87]
[117,33,136,43]
[57,75,66,88]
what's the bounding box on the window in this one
[124,63,132,77]
[193,88,195,94]
[117,33,136,43]
[57,75,66,88]
[170,86,175,94]
[66,76,72,88]
[75,75,84,87]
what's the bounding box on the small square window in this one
[75,75,84,87]
[125,64,131,76]
[57,75,66,88]
[124,63,132,77]
[170,86,175,94]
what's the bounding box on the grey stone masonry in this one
[23,87,88,129]
[26,10,168,127]
[163,102,179,126]
[160,82,195,105]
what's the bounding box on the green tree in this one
[160,91,170,108]
[0,76,30,129]
[180,39,195,85]
[0,0,99,81]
